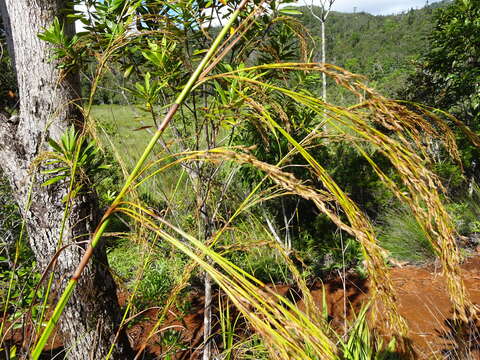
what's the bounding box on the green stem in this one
[31,1,249,357]
[31,278,77,356]
[35,136,84,339]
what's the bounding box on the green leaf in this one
[134,82,145,93]
[144,72,151,92]
[123,65,134,78]
[41,167,69,175]
[109,0,125,12]
[48,138,63,154]
[42,175,67,187]
[193,49,208,56]
[279,8,302,15]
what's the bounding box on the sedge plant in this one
[27,1,480,359]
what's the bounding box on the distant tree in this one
[304,0,335,102]
[401,0,480,177]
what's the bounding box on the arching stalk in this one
[31,0,250,357]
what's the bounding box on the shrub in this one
[377,206,435,263]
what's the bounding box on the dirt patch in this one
[4,256,480,359]
[129,256,480,359]
[123,293,206,359]
[388,257,480,359]
[2,316,63,359]
[303,258,480,359]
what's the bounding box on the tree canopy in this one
[402,0,480,174]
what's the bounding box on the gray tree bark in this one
[321,20,326,102]
[305,0,335,103]
[0,1,132,358]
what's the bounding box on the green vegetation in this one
[1,0,480,359]
[378,206,435,263]
[299,1,449,98]
[0,16,17,113]
[402,0,480,176]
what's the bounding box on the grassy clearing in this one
[91,104,161,164]
[91,104,195,208]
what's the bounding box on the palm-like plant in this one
[42,126,109,191]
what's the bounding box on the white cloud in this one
[304,0,442,15]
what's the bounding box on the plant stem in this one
[31,1,250,357]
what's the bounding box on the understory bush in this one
[108,241,187,308]
[377,206,435,263]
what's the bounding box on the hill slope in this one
[298,0,450,97]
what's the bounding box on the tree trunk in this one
[306,2,333,103]
[321,20,326,102]
[0,1,132,358]
[202,271,212,360]
[196,173,214,360]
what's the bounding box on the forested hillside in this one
[85,1,450,105]
[300,1,449,96]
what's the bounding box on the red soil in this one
[388,257,480,359]
[4,256,480,359]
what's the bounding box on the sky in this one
[75,0,444,31]
[320,0,443,15]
